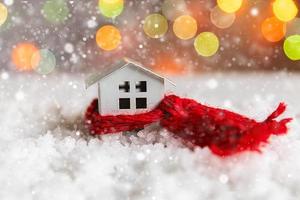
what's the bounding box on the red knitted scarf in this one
[85,95,292,156]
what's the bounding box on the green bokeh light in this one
[42,0,69,24]
[32,49,56,75]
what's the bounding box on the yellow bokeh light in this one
[96,25,122,51]
[102,0,121,3]
[0,3,8,26]
[143,14,168,39]
[217,0,243,13]
[194,32,219,57]
[99,0,124,18]
[173,15,197,40]
[210,6,236,29]
[284,35,300,60]
[273,0,298,22]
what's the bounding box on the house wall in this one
[98,64,165,115]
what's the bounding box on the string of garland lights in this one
[0,0,299,73]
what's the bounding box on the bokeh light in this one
[173,15,197,40]
[42,0,69,24]
[4,0,14,6]
[250,7,259,17]
[12,42,39,71]
[284,35,300,60]
[210,6,236,29]
[261,17,286,42]
[273,0,298,22]
[1,0,300,72]
[217,0,243,13]
[99,0,124,18]
[96,25,122,51]
[143,14,168,39]
[286,18,300,37]
[0,2,8,26]
[31,49,56,75]
[154,54,186,75]
[194,32,219,57]
[162,0,187,21]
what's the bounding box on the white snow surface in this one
[0,72,300,200]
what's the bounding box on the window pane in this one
[136,81,147,92]
[136,98,147,109]
[119,98,130,109]
[119,81,130,92]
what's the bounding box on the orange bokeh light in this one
[154,55,186,75]
[12,42,39,71]
[261,17,286,42]
[96,25,121,51]
[173,15,198,40]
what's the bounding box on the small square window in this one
[119,81,130,93]
[119,98,130,109]
[136,81,147,92]
[136,98,147,109]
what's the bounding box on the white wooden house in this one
[85,58,173,115]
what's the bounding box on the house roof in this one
[85,57,175,89]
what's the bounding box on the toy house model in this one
[85,58,173,115]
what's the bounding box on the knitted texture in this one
[85,95,292,156]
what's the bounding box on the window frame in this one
[135,81,147,93]
[119,98,131,109]
[119,81,130,93]
[136,97,147,109]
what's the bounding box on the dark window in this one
[136,98,147,109]
[119,98,130,109]
[136,81,147,92]
[119,81,130,92]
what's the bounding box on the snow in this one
[0,72,300,200]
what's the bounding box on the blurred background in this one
[0,0,299,75]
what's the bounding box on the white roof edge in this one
[85,58,176,89]
[85,60,128,89]
[123,57,176,86]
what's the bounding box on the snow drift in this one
[0,72,299,200]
